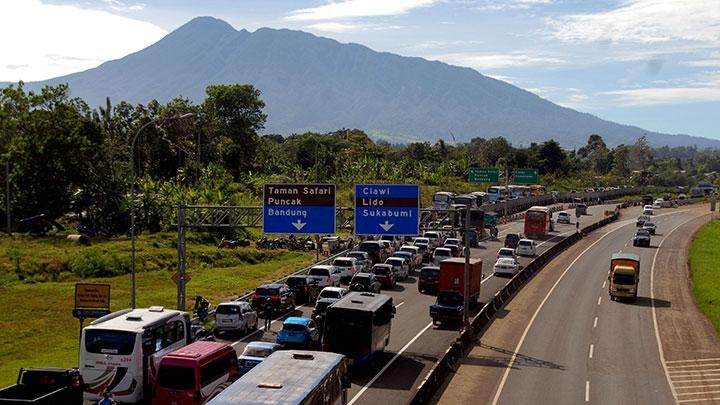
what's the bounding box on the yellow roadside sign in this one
[75,283,110,309]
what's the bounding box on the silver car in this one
[213,301,258,336]
[385,257,410,280]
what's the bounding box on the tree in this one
[536,139,566,175]
[578,134,612,174]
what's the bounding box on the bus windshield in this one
[526,211,546,221]
[84,329,136,355]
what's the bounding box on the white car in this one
[444,238,462,248]
[414,237,431,247]
[494,257,520,277]
[556,211,571,224]
[497,247,518,261]
[399,245,422,268]
[385,257,410,280]
[423,231,444,248]
[643,205,654,215]
[307,265,342,287]
[332,257,361,283]
[515,239,537,257]
[432,247,453,266]
[213,301,258,336]
[318,286,348,300]
[346,251,371,272]
[391,251,416,271]
[653,199,663,209]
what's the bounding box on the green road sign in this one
[513,168,538,184]
[469,167,499,183]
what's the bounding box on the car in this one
[678,193,688,200]
[418,265,440,294]
[284,275,315,305]
[642,222,656,235]
[332,256,361,283]
[385,257,410,280]
[250,283,296,314]
[494,257,520,277]
[414,242,432,263]
[392,251,416,271]
[371,263,397,288]
[380,234,400,250]
[213,301,258,337]
[399,245,422,268]
[311,297,340,324]
[276,317,320,349]
[357,240,388,264]
[423,231,444,248]
[432,247,453,266]
[653,199,664,209]
[497,247,518,261]
[504,233,524,249]
[444,243,461,257]
[556,211,571,224]
[575,203,588,216]
[318,286,348,300]
[414,237,431,247]
[237,341,281,376]
[643,205,654,216]
[444,237,462,248]
[636,215,650,227]
[307,265,342,287]
[515,239,537,257]
[632,229,651,247]
[348,272,382,293]
[379,240,395,256]
[346,251,372,272]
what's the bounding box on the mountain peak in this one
[176,16,237,35]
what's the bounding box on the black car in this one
[504,233,524,249]
[285,275,314,305]
[358,241,388,264]
[251,283,296,314]
[632,229,651,247]
[418,266,440,294]
[348,272,382,293]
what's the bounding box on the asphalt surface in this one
[212,203,616,405]
[436,203,711,405]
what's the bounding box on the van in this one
[358,241,387,264]
[153,341,239,405]
[213,301,258,336]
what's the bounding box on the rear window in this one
[373,267,389,275]
[282,323,307,332]
[285,277,307,287]
[216,305,240,315]
[309,268,330,276]
[400,248,415,254]
[242,346,274,358]
[386,259,402,265]
[435,250,450,256]
[359,242,380,252]
[157,365,195,390]
[347,253,365,260]
[319,290,342,299]
[420,268,439,277]
[255,287,279,296]
[84,330,136,355]
[506,234,519,242]
[333,260,353,267]
[518,240,531,246]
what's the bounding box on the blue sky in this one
[1,0,719,140]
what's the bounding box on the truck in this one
[429,257,483,326]
[608,253,641,302]
[0,368,83,405]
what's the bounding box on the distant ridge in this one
[14,16,720,149]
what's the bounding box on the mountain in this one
[12,16,720,149]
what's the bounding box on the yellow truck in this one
[608,253,640,302]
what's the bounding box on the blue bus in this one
[206,351,350,405]
[322,292,395,367]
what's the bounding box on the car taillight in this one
[251,294,260,301]
[327,277,331,284]
[271,295,281,301]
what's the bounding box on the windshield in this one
[613,273,636,285]
[216,305,240,315]
[84,330,136,355]
[242,346,274,358]
[156,365,194,390]
[433,194,451,202]
[437,292,463,306]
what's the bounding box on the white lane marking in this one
[491,220,630,405]
[602,281,606,289]
[675,383,720,390]
[348,322,433,405]
[678,397,720,403]
[395,302,405,308]
[672,372,720,380]
[674,377,720,383]
[597,296,602,305]
[669,362,720,369]
[667,358,720,364]
[585,380,590,402]
[670,369,720,375]
[593,317,598,328]
[651,214,708,401]
[589,344,594,359]
[677,389,720,397]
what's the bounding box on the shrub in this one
[71,248,131,278]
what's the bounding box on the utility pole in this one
[5,160,10,234]
[504,166,509,217]
[463,207,471,328]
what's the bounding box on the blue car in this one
[276,317,320,349]
[237,341,281,376]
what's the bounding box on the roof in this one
[329,291,392,312]
[258,283,285,289]
[283,316,312,326]
[333,256,355,261]
[86,307,185,332]
[441,257,482,265]
[310,265,334,270]
[528,206,551,213]
[612,252,641,262]
[246,341,281,350]
[165,341,232,360]
[320,287,347,293]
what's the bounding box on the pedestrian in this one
[98,391,117,405]
[576,220,580,233]
[263,304,272,331]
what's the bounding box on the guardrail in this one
[410,212,621,404]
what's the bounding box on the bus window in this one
[84,330,136,355]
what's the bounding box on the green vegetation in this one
[0,232,314,386]
[689,219,720,334]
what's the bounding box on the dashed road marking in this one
[593,317,598,328]
[589,344,594,359]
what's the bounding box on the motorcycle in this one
[193,295,211,322]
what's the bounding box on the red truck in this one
[429,257,483,326]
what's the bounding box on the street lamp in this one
[130,112,195,309]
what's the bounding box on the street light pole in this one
[129,113,195,309]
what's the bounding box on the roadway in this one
[214,203,617,405]
[435,203,710,404]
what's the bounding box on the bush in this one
[71,248,131,278]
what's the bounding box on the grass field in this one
[689,219,720,335]
[0,232,314,387]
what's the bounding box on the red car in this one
[371,264,397,288]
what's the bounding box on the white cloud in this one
[306,22,404,33]
[0,0,166,82]
[548,0,720,44]
[101,0,145,12]
[601,86,720,106]
[435,51,565,70]
[405,39,485,51]
[286,0,437,21]
[477,0,554,11]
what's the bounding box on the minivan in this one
[213,301,258,337]
[358,241,387,264]
[153,341,239,405]
[418,266,440,294]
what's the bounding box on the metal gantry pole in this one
[5,160,10,234]
[463,207,471,328]
[177,202,187,311]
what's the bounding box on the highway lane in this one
[492,205,708,404]
[216,204,615,404]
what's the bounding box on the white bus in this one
[508,185,531,198]
[79,306,191,403]
[486,186,507,203]
[432,191,455,210]
[207,351,351,405]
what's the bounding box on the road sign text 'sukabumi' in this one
[354,184,420,235]
[262,184,336,234]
